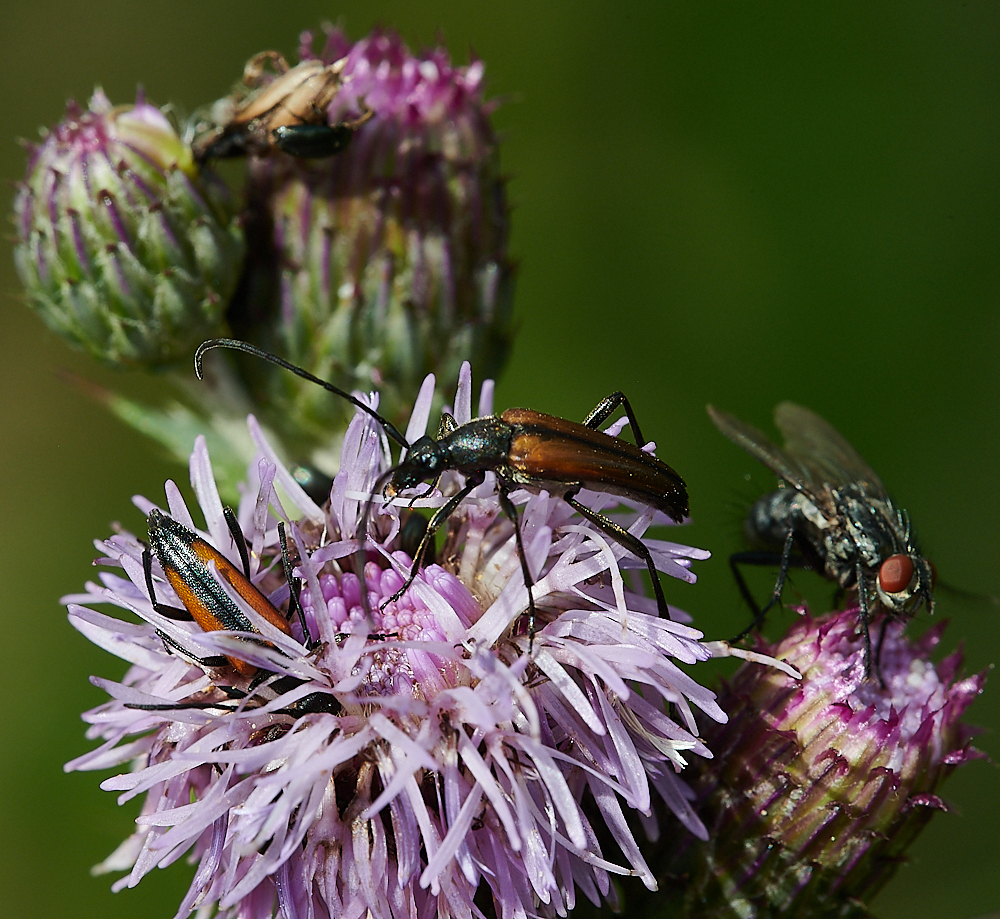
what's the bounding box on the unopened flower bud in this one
[668,610,985,918]
[229,27,514,446]
[13,90,244,367]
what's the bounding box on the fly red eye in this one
[879,554,915,593]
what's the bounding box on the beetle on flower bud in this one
[193,51,371,161]
[197,339,690,645]
[708,401,936,677]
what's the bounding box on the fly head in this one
[875,552,936,618]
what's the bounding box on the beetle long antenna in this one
[195,339,411,449]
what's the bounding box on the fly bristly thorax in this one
[837,486,906,567]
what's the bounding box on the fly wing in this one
[708,404,822,499]
[773,402,888,498]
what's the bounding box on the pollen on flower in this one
[64,364,722,919]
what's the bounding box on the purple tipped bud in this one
[667,610,985,918]
[231,28,514,444]
[13,90,244,367]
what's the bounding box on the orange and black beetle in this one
[195,339,689,648]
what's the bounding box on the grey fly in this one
[708,402,935,678]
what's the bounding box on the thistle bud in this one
[13,90,244,367]
[670,610,985,918]
[230,27,514,446]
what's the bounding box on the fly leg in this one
[496,486,541,651]
[729,528,808,642]
[874,616,890,686]
[857,560,877,683]
[582,391,649,447]
[564,492,670,620]
[762,528,798,619]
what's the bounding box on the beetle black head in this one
[388,437,443,494]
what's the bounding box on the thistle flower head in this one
[65,366,721,919]
[673,608,986,918]
[13,90,244,367]
[230,27,514,450]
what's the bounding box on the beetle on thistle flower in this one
[196,337,690,649]
[64,364,726,919]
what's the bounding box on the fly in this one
[708,401,935,677]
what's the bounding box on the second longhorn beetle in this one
[139,505,340,715]
[195,339,690,646]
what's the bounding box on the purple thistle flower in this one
[65,365,723,919]
[229,26,514,447]
[664,608,986,918]
[13,90,244,367]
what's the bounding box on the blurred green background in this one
[1,3,997,917]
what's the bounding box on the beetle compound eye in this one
[878,554,915,593]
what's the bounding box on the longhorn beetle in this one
[139,506,339,715]
[195,339,690,647]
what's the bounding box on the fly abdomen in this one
[745,489,801,548]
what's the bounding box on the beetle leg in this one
[154,628,231,670]
[406,485,437,508]
[142,547,193,622]
[223,506,252,580]
[399,513,433,567]
[582,391,648,448]
[126,700,241,713]
[564,493,670,621]
[496,486,540,652]
[337,107,374,130]
[379,477,481,610]
[278,522,312,645]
